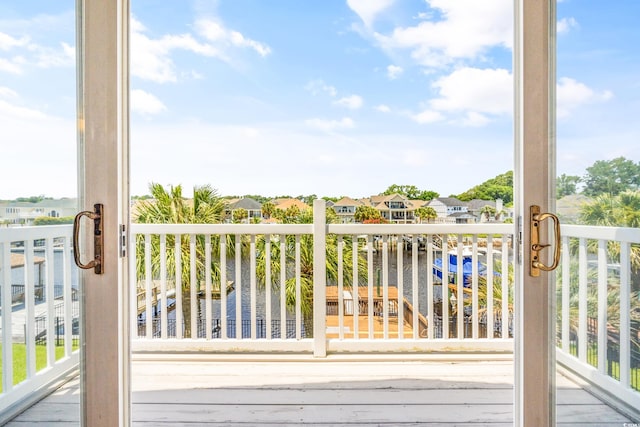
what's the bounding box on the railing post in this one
[313,200,327,357]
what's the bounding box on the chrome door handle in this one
[530,205,560,277]
[73,203,104,274]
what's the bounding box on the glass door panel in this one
[0,1,80,422]
[555,1,640,422]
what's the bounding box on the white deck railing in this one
[1,211,638,415]
[131,201,515,354]
[556,224,640,410]
[0,225,78,417]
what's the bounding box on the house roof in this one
[273,198,310,211]
[356,198,374,207]
[333,197,362,207]
[432,197,467,207]
[408,200,427,209]
[368,195,387,205]
[229,197,262,210]
[466,199,496,210]
[448,212,475,218]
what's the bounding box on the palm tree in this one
[415,206,437,223]
[261,201,275,219]
[562,189,640,359]
[475,260,514,337]
[134,183,233,338]
[479,205,497,222]
[578,190,640,290]
[232,208,248,223]
[255,207,368,337]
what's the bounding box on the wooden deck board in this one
[5,359,633,426]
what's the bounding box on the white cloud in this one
[0,29,74,72]
[557,17,578,34]
[131,16,270,84]
[0,32,29,51]
[430,67,512,117]
[305,79,337,97]
[372,0,512,69]
[131,89,167,115]
[0,57,22,74]
[410,109,444,124]
[0,99,49,120]
[0,86,18,98]
[375,104,391,113]
[556,77,612,118]
[333,94,363,109]
[195,19,271,57]
[387,64,403,80]
[347,0,396,28]
[462,111,490,127]
[33,42,75,68]
[131,17,219,83]
[305,117,355,131]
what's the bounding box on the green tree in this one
[33,216,74,225]
[322,196,340,203]
[255,209,368,337]
[354,205,381,223]
[479,205,497,222]
[556,174,581,198]
[232,208,248,223]
[15,195,50,203]
[133,183,233,338]
[457,171,513,204]
[414,206,437,223]
[382,184,439,201]
[579,190,640,291]
[274,205,303,223]
[297,194,317,205]
[583,157,640,197]
[261,202,275,219]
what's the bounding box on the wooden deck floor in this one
[5,356,635,426]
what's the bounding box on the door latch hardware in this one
[530,205,561,277]
[73,203,104,274]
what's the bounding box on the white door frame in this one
[514,0,557,425]
[78,0,131,425]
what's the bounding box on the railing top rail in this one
[328,223,514,235]
[0,224,73,243]
[562,224,640,243]
[131,223,515,236]
[130,223,313,235]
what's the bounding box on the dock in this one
[325,286,428,338]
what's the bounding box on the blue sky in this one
[1,1,639,200]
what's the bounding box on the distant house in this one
[426,197,474,224]
[226,197,263,223]
[466,199,509,223]
[0,198,77,225]
[357,194,426,224]
[332,197,362,223]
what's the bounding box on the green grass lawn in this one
[0,342,79,392]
